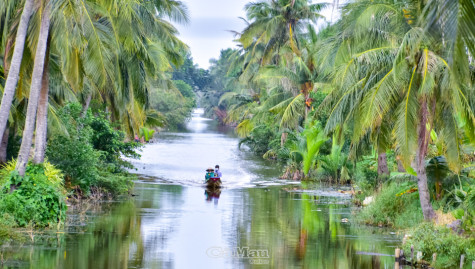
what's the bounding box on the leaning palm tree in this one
[30,0,189,163]
[318,1,403,179]
[0,0,34,150]
[16,1,51,175]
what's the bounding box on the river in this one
[1,109,404,268]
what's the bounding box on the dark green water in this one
[0,109,404,268]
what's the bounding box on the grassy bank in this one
[356,177,475,268]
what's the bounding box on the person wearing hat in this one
[214,165,222,178]
[205,167,214,181]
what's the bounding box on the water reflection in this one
[205,188,221,204]
[1,185,402,269]
[0,109,405,268]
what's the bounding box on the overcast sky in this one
[174,0,340,69]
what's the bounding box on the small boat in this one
[206,177,222,188]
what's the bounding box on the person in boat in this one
[205,167,214,181]
[214,165,222,178]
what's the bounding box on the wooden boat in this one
[205,177,222,188]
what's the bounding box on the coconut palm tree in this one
[231,1,327,145]
[0,0,191,173]
[30,0,189,162]
[32,36,50,164]
[324,0,474,221]
[317,2,402,179]
[239,0,326,63]
[0,0,34,150]
[16,1,51,175]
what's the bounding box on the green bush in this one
[441,182,475,233]
[354,156,379,193]
[357,181,424,227]
[46,103,100,192]
[96,171,135,196]
[0,164,67,227]
[89,113,141,172]
[174,80,196,100]
[315,138,352,183]
[46,103,140,196]
[47,135,100,192]
[0,160,65,193]
[403,223,475,268]
[239,124,279,155]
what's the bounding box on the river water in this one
[1,109,404,268]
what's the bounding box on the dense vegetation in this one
[0,0,194,230]
[201,0,475,266]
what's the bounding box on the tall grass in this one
[357,181,423,228]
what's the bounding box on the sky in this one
[174,0,340,69]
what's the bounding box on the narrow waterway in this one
[1,109,404,269]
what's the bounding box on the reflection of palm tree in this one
[230,188,400,268]
[295,227,307,260]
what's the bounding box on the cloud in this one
[177,18,245,39]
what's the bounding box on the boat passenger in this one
[214,165,222,178]
[205,167,215,181]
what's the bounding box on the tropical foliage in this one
[0,0,192,227]
[203,0,475,226]
[0,164,67,227]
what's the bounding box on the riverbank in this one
[0,165,138,246]
[354,180,475,268]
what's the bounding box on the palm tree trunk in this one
[81,92,92,117]
[377,152,389,178]
[0,127,9,163]
[16,4,51,176]
[281,132,288,146]
[303,82,312,120]
[416,101,436,221]
[33,37,51,164]
[0,0,34,147]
